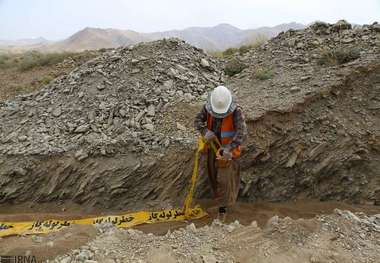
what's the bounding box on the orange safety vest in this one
[207,112,241,158]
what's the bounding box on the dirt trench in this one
[1,200,380,262]
[0,148,195,210]
[0,57,379,263]
[0,65,379,210]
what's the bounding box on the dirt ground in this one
[1,199,379,261]
[0,66,61,101]
[0,51,98,102]
[0,22,379,263]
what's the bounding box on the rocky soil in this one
[231,20,379,119]
[226,20,380,204]
[0,51,99,102]
[51,209,380,263]
[0,20,379,208]
[0,39,221,207]
[0,20,380,263]
[0,39,221,156]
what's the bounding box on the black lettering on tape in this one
[0,223,14,230]
[28,221,42,230]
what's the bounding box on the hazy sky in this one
[1,0,379,40]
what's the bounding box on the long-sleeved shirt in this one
[194,104,247,149]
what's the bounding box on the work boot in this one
[217,207,227,222]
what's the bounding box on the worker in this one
[194,85,247,220]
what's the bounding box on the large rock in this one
[332,20,352,32]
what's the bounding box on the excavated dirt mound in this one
[0,20,380,263]
[0,39,221,207]
[0,20,379,209]
[225,20,380,204]
[0,39,222,156]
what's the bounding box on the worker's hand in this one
[221,145,233,160]
[223,150,233,160]
[204,129,216,142]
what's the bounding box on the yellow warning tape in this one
[183,137,206,216]
[0,138,209,238]
[183,137,220,217]
[0,207,206,237]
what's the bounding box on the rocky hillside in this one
[0,20,379,208]
[0,39,221,156]
[226,20,380,203]
[0,39,222,207]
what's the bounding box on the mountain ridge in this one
[0,22,306,52]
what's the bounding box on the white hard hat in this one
[210,86,232,115]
